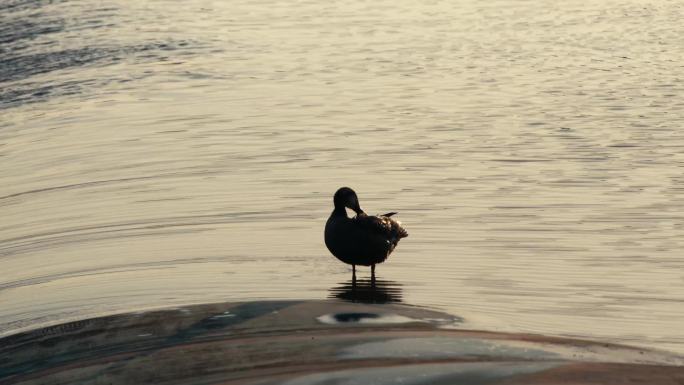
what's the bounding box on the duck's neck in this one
[332,205,348,217]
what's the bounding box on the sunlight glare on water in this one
[1,0,684,354]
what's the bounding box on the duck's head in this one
[333,187,364,215]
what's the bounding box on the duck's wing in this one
[354,213,408,240]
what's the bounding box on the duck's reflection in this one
[329,278,403,304]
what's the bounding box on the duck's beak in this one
[352,205,365,215]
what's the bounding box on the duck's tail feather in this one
[382,212,397,217]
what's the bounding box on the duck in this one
[324,187,408,281]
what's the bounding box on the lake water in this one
[1,0,683,355]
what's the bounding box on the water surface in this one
[1,0,684,354]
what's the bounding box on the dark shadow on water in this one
[329,278,403,304]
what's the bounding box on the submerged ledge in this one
[0,300,682,385]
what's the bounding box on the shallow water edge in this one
[1,300,682,385]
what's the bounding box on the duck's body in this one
[324,187,407,279]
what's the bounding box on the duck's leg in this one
[352,264,356,286]
[371,264,376,286]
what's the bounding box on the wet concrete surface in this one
[1,300,682,385]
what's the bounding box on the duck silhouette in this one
[324,187,408,282]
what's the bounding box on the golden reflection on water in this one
[1,0,684,354]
